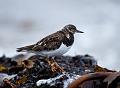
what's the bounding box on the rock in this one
[0,54,119,88]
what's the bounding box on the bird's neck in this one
[60,31,74,47]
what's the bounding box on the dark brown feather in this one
[32,31,64,51]
[16,24,76,53]
[17,31,65,52]
[17,45,34,52]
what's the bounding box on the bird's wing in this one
[17,45,35,52]
[32,32,64,51]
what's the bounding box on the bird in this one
[17,24,84,57]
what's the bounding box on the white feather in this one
[35,43,72,56]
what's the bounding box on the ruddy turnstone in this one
[17,24,84,56]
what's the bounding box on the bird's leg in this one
[47,56,65,73]
[43,55,65,73]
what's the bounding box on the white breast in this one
[40,43,72,56]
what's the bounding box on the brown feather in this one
[16,45,34,52]
[32,31,64,51]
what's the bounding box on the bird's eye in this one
[70,29,74,31]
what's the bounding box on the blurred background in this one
[0,0,120,70]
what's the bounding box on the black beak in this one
[76,30,84,33]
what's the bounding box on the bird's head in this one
[62,24,84,34]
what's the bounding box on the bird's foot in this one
[46,57,65,73]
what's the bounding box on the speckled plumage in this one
[17,24,83,56]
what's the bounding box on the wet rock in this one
[0,54,119,88]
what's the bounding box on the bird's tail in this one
[17,45,34,52]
